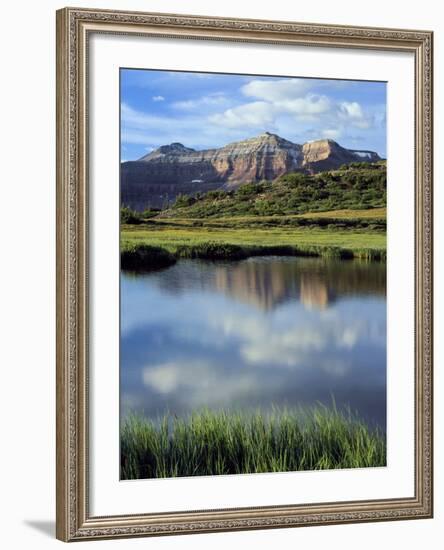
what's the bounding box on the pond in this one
[120,256,386,430]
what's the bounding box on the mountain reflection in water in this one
[121,256,386,429]
[138,256,386,311]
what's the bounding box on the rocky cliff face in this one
[121,132,381,210]
[301,139,380,172]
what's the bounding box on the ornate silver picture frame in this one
[56,7,433,542]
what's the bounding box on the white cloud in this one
[121,103,215,146]
[208,93,331,130]
[339,327,360,349]
[142,360,261,405]
[337,101,372,129]
[152,95,165,102]
[321,128,342,139]
[373,109,386,127]
[121,102,258,150]
[214,81,377,138]
[121,129,160,146]
[209,101,277,129]
[276,94,331,115]
[241,78,313,101]
[142,361,222,395]
[121,102,155,127]
[143,363,181,394]
[208,89,332,131]
[315,358,351,377]
[172,93,228,110]
[339,101,363,118]
[352,120,372,130]
[208,309,367,371]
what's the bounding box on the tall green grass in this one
[119,242,367,272]
[121,406,386,480]
[121,239,385,268]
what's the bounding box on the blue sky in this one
[121,69,386,162]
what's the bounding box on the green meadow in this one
[121,208,386,269]
[122,218,386,252]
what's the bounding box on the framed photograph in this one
[56,7,433,542]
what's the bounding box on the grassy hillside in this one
[161,161,386,218]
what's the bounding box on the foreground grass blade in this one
[121,406,386,480]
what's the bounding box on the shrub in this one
[120,206,142,224]
[205,190,227,201]
[279,172,308,188]
[172,194,195,209]
[121,243,176,271]
[141,208,160,219]
[236,182,263,197]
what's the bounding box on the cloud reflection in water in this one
[120,257,386,428]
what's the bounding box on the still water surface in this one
[120,256,386,429]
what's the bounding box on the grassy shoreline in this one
[121,239,386,271]
[121,406,386,480]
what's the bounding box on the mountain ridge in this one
[121,132,382,211]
